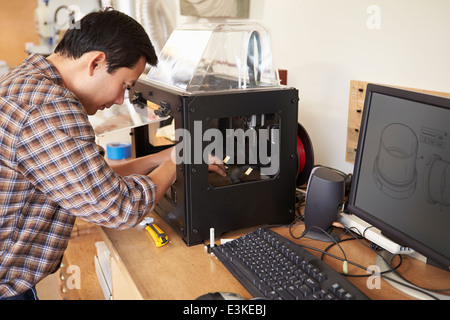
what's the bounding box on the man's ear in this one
[87,51,107,76]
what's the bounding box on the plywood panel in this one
[346,81,450,164]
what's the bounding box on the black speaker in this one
[304,167,345,242]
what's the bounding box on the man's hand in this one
[208,154,226,177]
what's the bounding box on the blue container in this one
[106,142,132,160]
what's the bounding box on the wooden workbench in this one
[99,213,254,300]
[99,212,450,300]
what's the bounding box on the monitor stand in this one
[375,250,449,300]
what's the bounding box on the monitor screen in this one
[348,84,450,269]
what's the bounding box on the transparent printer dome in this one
[146,22,281,92]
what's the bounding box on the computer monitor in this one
[347,84,450,271]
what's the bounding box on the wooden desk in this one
[99,213,450,300]
[99,214,254,300]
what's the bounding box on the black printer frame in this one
[130,80,299,246]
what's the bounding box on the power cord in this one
[282,217,449,300]
[288,224,349,275]
[322,224,448,299]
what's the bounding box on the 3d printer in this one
[128,23,312,246]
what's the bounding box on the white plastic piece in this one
[338,213,414,255]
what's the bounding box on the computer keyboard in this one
[212,228,370,300]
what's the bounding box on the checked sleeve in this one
[15,98,157,229]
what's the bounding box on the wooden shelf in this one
[346,80,450,164]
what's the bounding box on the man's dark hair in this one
[55,8,157,73]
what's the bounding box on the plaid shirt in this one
[0,54,157,298]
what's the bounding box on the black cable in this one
[288,224,350,276]
[257,211,450,299]
[321,236,402,277]
[342,225,449,299]
[288,220,450,298]
[287,222,447,299]
[380,274,440,300]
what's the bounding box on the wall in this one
[0,0,39,67]
[3,0,449,175]
[0,0,100,68]
[245,0,450,174]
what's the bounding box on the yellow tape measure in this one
[145,223,168,247]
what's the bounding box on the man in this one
[0,8,224,300]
